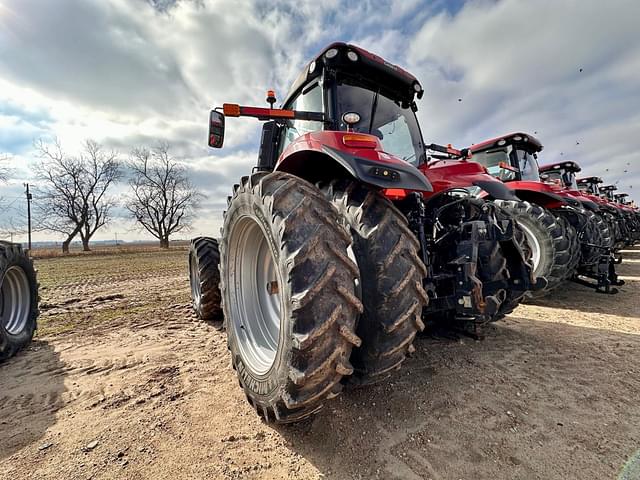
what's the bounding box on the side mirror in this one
[208,110,225,148]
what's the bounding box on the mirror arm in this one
[222,103,325,122]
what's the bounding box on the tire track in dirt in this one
[2,246,640,480]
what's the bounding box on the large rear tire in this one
[0,242,38,363]
[579,210,612,266]
[220,172,363,423]
[188,237,223,323]
[479,224,528,321]
[495,201,572,296]
[320,181,428,386]
[558,216,581,279]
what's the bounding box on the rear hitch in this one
[572,244,623,294]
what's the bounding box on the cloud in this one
[404,0,640,191]
[0,0,639,243]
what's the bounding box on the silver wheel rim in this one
[519,223,542,274]
[189,253,202,309]
[0,266,31,335]
[228,216,282,375]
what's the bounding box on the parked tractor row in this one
[189,43,637,423]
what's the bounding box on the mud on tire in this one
[495,201,573,296]
[320,180,427,385]
[0,242,38,363]
[220,172,363,423]
[189,237,223,323]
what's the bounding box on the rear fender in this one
[275,131,432,191]
[511,188,575,209]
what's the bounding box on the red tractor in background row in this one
[468,133,621,294]
[188,43,540,424]
[576,177,635,251]
[598,184,640,246]
[613,193,640,243]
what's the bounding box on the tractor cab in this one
[469,133,543,183]
[278,43,425,165]
[209,42,519,202]
[209,42,433,192]
[600,184,618,201]
[615,193,630,205]
[577,176,603,195]
[539,161,581,190]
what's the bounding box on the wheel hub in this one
[228,217,282,375]
[518,222,542,274]
[189,254,202,308]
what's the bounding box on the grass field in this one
[1,245,639,479]
[35,247,188,336]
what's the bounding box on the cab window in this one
[278,82,324,155]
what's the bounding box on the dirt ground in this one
[1,246,639,479]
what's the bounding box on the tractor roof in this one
[615,193,629,198]
[600,184,618,192]
[469,132,543,154]
[282,42,423,108]
[577,176,603,185]
[539,161,581,174]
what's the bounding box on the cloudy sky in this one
[1,0,639,243]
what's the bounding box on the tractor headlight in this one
[342,112,361,125]
[325,48,339,59]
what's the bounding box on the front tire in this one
[220,172,363,423]
[320,181,428,385]
[0,242,38,363]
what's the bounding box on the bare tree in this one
[35,139,121,253]
[0,153,11,183]
[126,144,200,248]
[0,154,22,238]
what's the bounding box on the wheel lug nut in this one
[266,281,279,295]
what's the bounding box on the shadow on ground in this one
[274,319,640,480]
[620,249,640,259]
[523,253,639,319]
[0,341,66,461]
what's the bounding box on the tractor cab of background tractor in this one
[577,176,604,196]
[615,193,630,204]
[469,133,543,183]
[539,161,582,191]
[600,184,618,201]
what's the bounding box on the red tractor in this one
[468,134,620,294]
[189,43,539,423]
[613,193,640,245]
[576,178,630,250]
[598,184,638,247]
